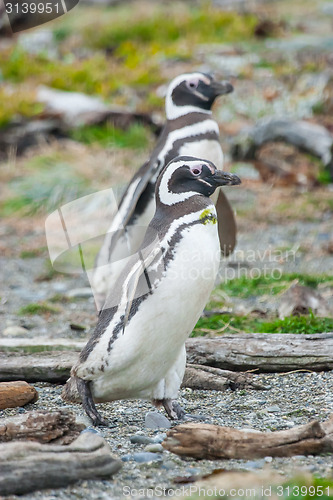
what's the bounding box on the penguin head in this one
[165,73,233,120]
[157,156,241,206]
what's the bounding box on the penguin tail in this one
[61,376,81,403]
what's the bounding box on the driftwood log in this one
[0,333,333,384]
[0,410,84,444]
[186,333,333,372]
[181,364,269,391]
[0,430,122,496]
[0,381,38,409]
[163,415,333,460]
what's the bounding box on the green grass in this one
[18,302,60,315]
[0,46,162,100]
[0,87,44,127]
[192,312,333,336]
[0,2,259,124]
[70,123,150,149]
[20,248,47,259]
[82,3,258,50]
[0,164,90,216]
[210,274,333,304]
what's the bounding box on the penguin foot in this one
[75,377,109,427]
[161,398,186,420]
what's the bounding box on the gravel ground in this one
[1,371,333,499]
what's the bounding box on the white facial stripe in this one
[198,178,212,187]
[193,90,209,101]
[165,72,212,120]
[158,160,209,206]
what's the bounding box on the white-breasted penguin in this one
[62,156,241,426]
[92,72,235,310]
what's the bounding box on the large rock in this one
[231,118,333,168]
[0,381,38,409]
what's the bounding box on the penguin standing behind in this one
[92,73,235,310]
[63,156,241,426]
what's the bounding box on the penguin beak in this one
[213,170,241,186]
[211,80,234,96]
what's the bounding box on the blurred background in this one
[1,0,333,339]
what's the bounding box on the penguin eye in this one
[186,79,199,90]
[190,165,202,176]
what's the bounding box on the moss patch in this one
[209,274,333,305]
[0,164,90,216]
[0,87,43,127]
[70,123,150,150]
[192,312,333,336]
[18,302,60,316]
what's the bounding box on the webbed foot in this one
[161,398,186,420]
[75,377,109,427]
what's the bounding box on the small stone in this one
[75,415,91,427]
[265,456,273,463]
[133,452,163,463]
[152,433,167,443]
[130,435,155,445]
[145,412,171,429]
[243,459,266,470]
[144,443,164,453]
[266,405,281,413]
[2,326,29,336]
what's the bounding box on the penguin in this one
[92,72,235,310]
[62,156,241,426]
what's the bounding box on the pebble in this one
[152,433,166,443]
[130,435,155,445]
[266,405,281,413]
[243,459,266,470]
[122,452,163,463]
[145,412,171,429]
[144,443,164,453]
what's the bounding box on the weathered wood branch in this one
[186,333,333,372]
[0,381,38,409]
[162,415,333,460]
[0,333,332,384]
[0,430,122,496]
[0,351,76,382]
[181,364,269,391]
[0,410,84,444]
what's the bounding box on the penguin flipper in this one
[216,189,237,256]
[122,243,161,333]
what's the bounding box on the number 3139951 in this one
[6,3,61,14]
[276,485,330,497]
